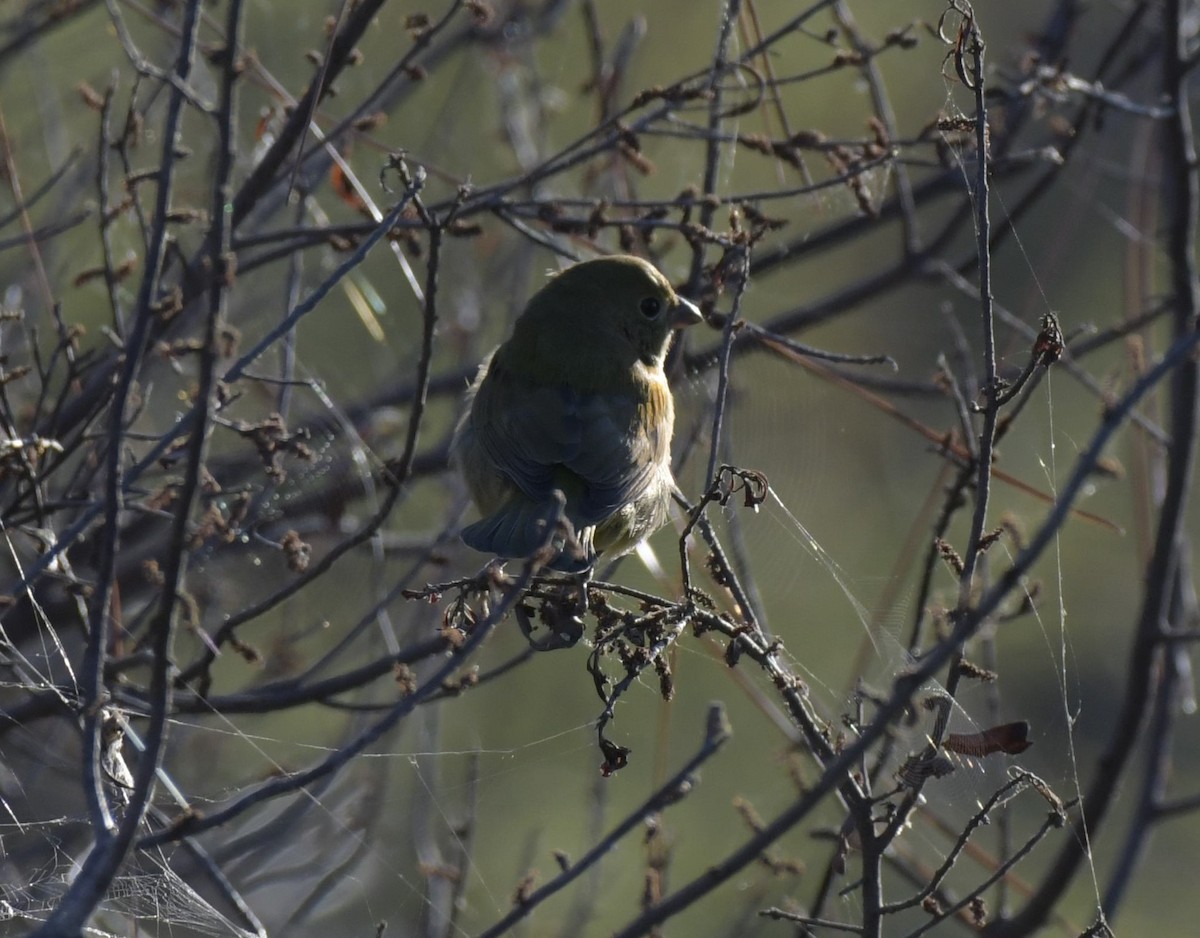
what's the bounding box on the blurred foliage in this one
[0,2,1197,937]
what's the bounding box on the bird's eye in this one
[639,297,662,318]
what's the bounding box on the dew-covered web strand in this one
[297,361,400,656]
[762,480,1046,898]
[763,484,1009,799]
[170,695,605,925]
[754,486,878,721]
[937,46,1105,912]
[399,714,612,917]
[0,547,256,933]
[163,358,503,928]
[766,485,965,698]
[1032,374,1104,910]
[792,49,1094,902]
[0,815,262,937]
[0,522,79,700]
[987,170,1106,914]
[150,695,479,936]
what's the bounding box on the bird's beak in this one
[671,297,704,329]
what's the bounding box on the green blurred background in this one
[1,1,1195,936]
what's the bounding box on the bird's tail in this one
[461,496,595,573]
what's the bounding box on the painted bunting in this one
[453,255,703,572]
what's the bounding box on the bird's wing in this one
[473,363,666,526]
[460,497,594,573]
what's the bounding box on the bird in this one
[452,254,703,573]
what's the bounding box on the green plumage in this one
[453,255,702,572]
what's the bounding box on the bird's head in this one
[517,255,703,373]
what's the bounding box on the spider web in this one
[0,1,1191,937]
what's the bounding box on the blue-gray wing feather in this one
[472,363,660,526]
